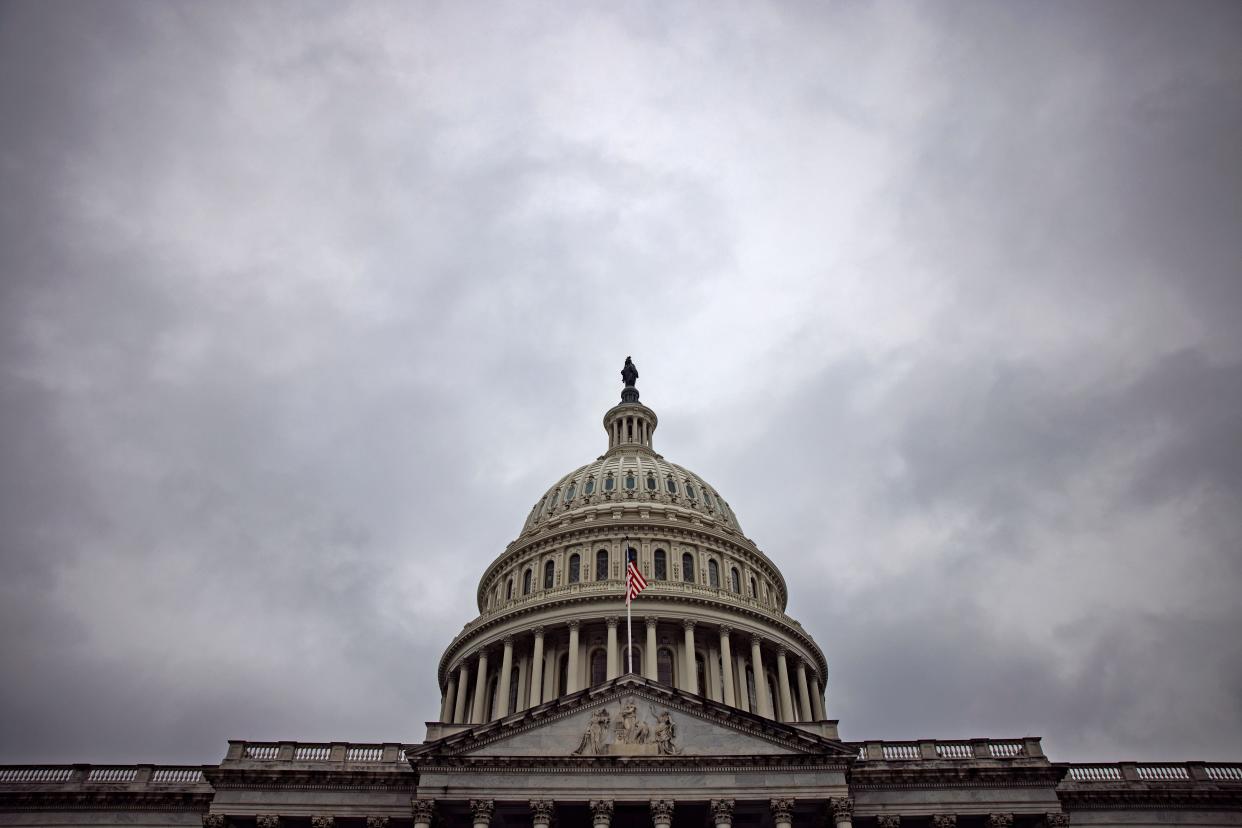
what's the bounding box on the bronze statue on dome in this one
[621,357,639,388]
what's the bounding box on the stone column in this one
[606,617,620,680]
[878,816,901,828]
[831,797,854,828]
[989,815,1014,828]
[751,637,773,718]
[470,800,494,828]
[529,800,555,828]
[644,617,658,680]
[683,620,698,694]
[710,799,734,828]
[454,662,470,723]
[529,627,545,708]
[567,621,581,693]
[810,673,826,720]
[591,800,614,828]
[718,626,736,706]
[650,800,675,828]
[496,637,515,718]
[734,653,751,712]
[470,649,490,723]
[440,674,458,722]
[932,815,957,828]
[411,801,435,828]
[795,660,813,721]
[775,647,795,722]
[769,799,794,828]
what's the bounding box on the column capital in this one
[644,616,658,629]
[751,634,764,648]
[410,799,436,823]
[989,815,1014,828]
[532,626,545,638]
[932,815,957,828]
[502,635,514,646]
[470,800,495,825]
[529,800,555,822]
[776,644,788,657]
[568,620,581,632]
[769,799,795,823]
[591,799,615,827]
[710,799,735,825]
[650,800,676,821]
[366,818,390,828]
[606,616,620,629]
[256,817,280,828]
[830,796,854,821]
[472,648,487,662]
[682,618,697,631]
[1046,814,1070,828]
[878,816,901,828]
[311,818,334,828]
[202,817,226,828]
[719,624,732,637]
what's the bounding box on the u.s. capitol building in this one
[2,362,1239,828]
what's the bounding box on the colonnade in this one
[409,796,855,828]
[440,618,826,725]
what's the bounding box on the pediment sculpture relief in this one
[571,698,682,756]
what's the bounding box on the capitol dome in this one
[435,360,828,729]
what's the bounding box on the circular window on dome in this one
[584,477,595,495]
[646,474,656,491]
[665,476,677,494]
[685,482,697,500]
[625,473,636,491]
[564,483,576,503]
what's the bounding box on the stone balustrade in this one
[0,765,210,788]
[224,741,413,765]
[1063,762,1242,783]
[853,738,1047,762]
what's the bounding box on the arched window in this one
[584,477,595,495]
[750,576,758,598]
[685,482,697,500]
[696,653,707,696]
[654,549,667,580]
[590,649,607,687]
[604,474,615,492]
[708,559,720,588]
[568,553,581,584]
[657,647,675,686]
[564,483,576,502]
[646,473,657,491]
[682,553,695,583]
[506,578,514,600]
[557,653,569,696]
[746,666,757,710]
[508,667,520,713]
[543,560,555,589]
[624,472,636,491]
[522,568,532,595]
[596,549,609,581]
[730,567,741,593]
[666,476,677,494]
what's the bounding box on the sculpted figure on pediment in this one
[572,708,612,755]
[651,708,682,755]
[615,698,650,744]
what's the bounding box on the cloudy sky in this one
[2,1,1240,766]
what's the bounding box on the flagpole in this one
[625,537,633,675]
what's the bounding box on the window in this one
[708,559,720,588]
[584,477,595,495]
[508,667,520,713]
[590,649,607,687]
[657,647,675,686]
[543,560,555,589]
[604,474,615,492]
[730,567,741,594]
[646,473,657,491]
[546,492,557,513]
[596,549,609,581]
[557,653,569,696]
[624,472,636,491]
[750,576,758,598]
[564,483,576,502]
[682,553,695,583]
[666,476,677,494]
[485,675,498,720]
[654,549,667,580]
[506,578,513,600]
[703,489,714,508]
[746,666,757,710]
[685,482,697,500]
[696,653,707,696]
[568,553,581,584]
[767,673,779,718]
[522,569,532,595]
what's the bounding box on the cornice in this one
[849,764,1066,791]
[1058,788,1242,811]
[412,754,848,774]
[0,790,213,812]
[203,767,414,792]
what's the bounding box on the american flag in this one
[625,551,648,604]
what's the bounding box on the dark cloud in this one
[1,1,1239,764]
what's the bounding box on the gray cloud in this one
[1,1,1239,764]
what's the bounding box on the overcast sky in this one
[2,1,1240,766]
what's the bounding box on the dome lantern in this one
[604,357,657,453]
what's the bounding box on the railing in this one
[1065,762,1242,783]
[854,739,1043,762]
[0,765,210,787]
[226,741,411,765]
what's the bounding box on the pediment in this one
[411,675,854,761]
